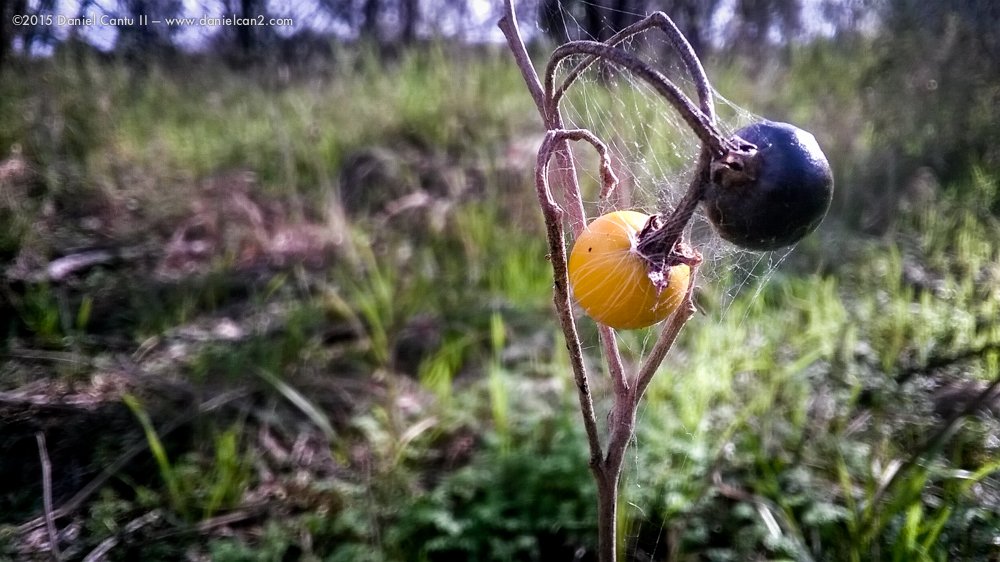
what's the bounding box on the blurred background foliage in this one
[1,0,999,561]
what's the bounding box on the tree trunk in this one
[237,0,260,59]
[0,0,25,72]
[362,0,381,42]
[399,0,418,44]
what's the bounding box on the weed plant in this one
[0,45,997,561]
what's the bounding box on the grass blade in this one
[255,368,336,441]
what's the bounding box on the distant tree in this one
[730,0,802,47]
[0,0,27,71]
[362,0,380,40]
[231,0,267,59]
[536,0,643,43]
[198,0,280,65]
[659,0,723,56]
[819,0,876,39]
[314,0,430,49]
[8,0,59,58]
[864,0,1000,193]
[115,0,182,60]
[399,0,419,44]
[535,0,809,58]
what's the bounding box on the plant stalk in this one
[500,5,704,561]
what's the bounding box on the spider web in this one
[537,9,792,312]
[525,1,798,557]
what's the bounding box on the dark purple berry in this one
[703,121,833,251]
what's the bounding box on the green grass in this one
[1,46,999,562]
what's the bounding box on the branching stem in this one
[501,4,707,561]
[545,41,730,157]
[533,129,617,471]
[552,11,716,122]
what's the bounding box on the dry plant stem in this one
[498,7,586,232]
[495,14,623,382]
[36,432,61,560]
[543,120,629,394]
[545,35,720,288]
[553,11,716,121]
[534,128,639,562]
[497,7,546,123]
[635,269,699,401]
[82,510,162,562]
[870,372,1000,513]
[602,270,699,556]
[545,41,729,157]
[541,129,621,195]
[535,131,605,468]
[638,149,712,260]
[502,5,701,561]
[547,11,715,394]
[532,130,701,562]
[501,6,629,398]
[18,389,248,536]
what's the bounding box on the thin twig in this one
[552,11,716,121]
[633,267,699,404]
[46,249,117,281]
[870,372,1000,510]
[601,271,698,523]
[603,327,629,396]
[499,0,587,233]
[81,503,268,562]
[537,148,624,402]
[18,389,249,536]
[541,128,620,196]
[2,348,93,366]
[497,7,546,121]
[500,7,630,402]
[637,149,713,256]
[545,41,729,157]
[148,502,270,541]
[0,391,89,412]
[543,106,588,235]
[536,130,606,468]
[82,510,162,562]
[895,341,1000,385]
[36,432,62,560]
